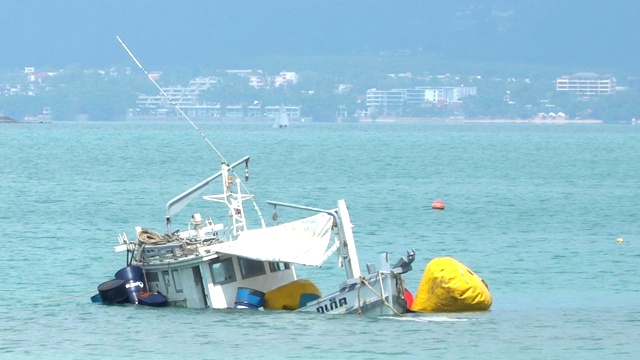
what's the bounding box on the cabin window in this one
[268,262,290,272]
[268,262,281,272]
[239,258,266,279]
[210,258,236,285]
[146,272,159,282]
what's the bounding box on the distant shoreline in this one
[0,115,18,123]
[3,116,605,124]
[357,117,603,124]
[124,116,312,123]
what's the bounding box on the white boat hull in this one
[298,273,408,316]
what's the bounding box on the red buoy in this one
[432,199,445,210]
[404,289,414,311]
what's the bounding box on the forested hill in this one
[0,1,637,73]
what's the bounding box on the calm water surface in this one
[1,121,639,359]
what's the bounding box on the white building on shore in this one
[556,73,616,97]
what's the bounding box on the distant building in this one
[365,86,476,107]
[335,84,353,94]
[248,71,298,89]
[365,89,405,107]
[264,105,301,118]
[134,75,221,113]
[556,73,616,96]
[130,75,301,119]
[189,76,220,88]
[248,75,266,88]
[272,71,298,86]
[419,86,477,103]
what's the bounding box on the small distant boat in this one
[23,116,52,123]
[273,106,290,128]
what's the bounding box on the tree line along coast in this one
[1,57,638,123]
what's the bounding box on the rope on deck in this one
[356,275,404,317]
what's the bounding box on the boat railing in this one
[139,241,212,263]
[114,233,136,253]
[266,200,336,215]
[140,242,186,262]
[164,156,250,233]
[179,220,224,241]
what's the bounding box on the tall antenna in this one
[117,35,266,227]
[116,35,226,163]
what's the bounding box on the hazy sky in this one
[1,0,638,72]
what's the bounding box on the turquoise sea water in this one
[1,121,639,359]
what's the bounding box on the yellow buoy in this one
[263,279,321,310]
[617,238,624,243]
[411,257,492,312]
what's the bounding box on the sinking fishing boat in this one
[94,156,415,315]
[91,37,415,316]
